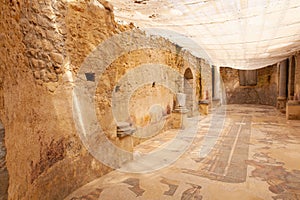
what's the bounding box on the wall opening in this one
[0,121,8,200]
[239,70,257,86]
[184,68,194,116]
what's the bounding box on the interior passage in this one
[66,105,300,200]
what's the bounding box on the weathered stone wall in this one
[220,65,278,106]
[0,69,6,200]
[0,0,131,199]
[129,84,174,126]
[94,37,210,147]
[0,122,8,200]
[200,61,212,101]
[0,0,211,199]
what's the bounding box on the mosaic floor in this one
[66,105,300,200]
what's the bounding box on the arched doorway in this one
[184,68,194,117]
[0,121,8,200]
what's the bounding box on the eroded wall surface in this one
[0,122,8,200]
[0,0,129,199]
[0,0,211,199]
[220,65,278,106]
[92,34,210,147]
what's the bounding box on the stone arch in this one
[184,68,194,116]
[0,120,8,200]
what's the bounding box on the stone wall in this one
[0,122,8,200]
[0,1,211,199]
[92,32,210,147]
[220,65,278,106]
[0,72,6,200]
[0,0,129,199]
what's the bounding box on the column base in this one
[173,106,189,114]
[287,100,300,120]
[171,112,188,129]
[199,100,209,115]
[212,98,221,108]
[277,97,287,112]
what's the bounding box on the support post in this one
[277,59,288,111]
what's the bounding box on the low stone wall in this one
[287,101,300,120]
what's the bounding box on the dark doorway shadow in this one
[0,121,8,200]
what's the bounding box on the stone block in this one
[212,99,221,108]
[199,100,209,115]
[50,52,64,64]
[287,101,300,120]
[170,112,188,129]
[277,97,287,112]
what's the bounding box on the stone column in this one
[279,59,288,98]
[213,66,220,100]
[211,66,221,108]
[277,59,288,110]
[286,56,300,120]
[212,66,215,99]
[288,56,296,100]
[174,93,188,113]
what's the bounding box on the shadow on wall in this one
[220,65,278,106]
[0,121,8,200]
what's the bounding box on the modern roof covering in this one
[109,0,300,69]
